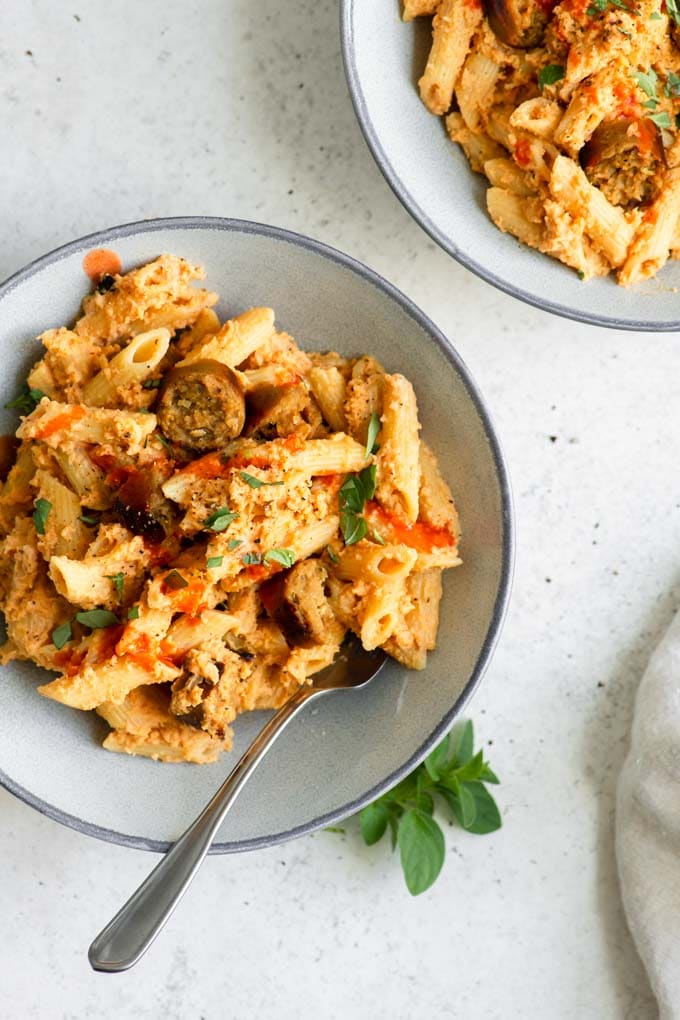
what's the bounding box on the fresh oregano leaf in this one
[365,411,381,457]
[32,498,52,535]
[75,609,119,629]
[360,801,390,845]
[204,506,239,532]
[107,572,125,600]
[424,735,450,781]
[456,783,478,830]
[263,548,296,569]
[455,720,474,765]
[52,620,73,649]
[398,810,446,896]
[206,556,224,569]
[239,471,283,488]
[127,605,140,620]
[462,782,502,835]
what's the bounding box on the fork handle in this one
[88,685,316,973]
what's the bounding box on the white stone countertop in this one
[1,1,676,1017]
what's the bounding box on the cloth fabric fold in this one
[617,611,680,1020]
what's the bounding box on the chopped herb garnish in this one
[577,269,586,280]
[96,273,116,294]
[642,98,659,110]
[127,605,140,620]
[239,471,284,489]
[537,64,565,90]
[142,378,162,390]
[78,513,99,526]
[203,506,239,532]
[371,527,386,546]
[75,609,119,629]
[107,572,125,600]
[52,620,73,649]
[228,538,243,550]
[338,465,377,546]
[649,110,672,128]
[207,556,224,569]
[650,9,662,16]
[326,544,339,564]
[164,569,189,590]
[156,433,171,449]
[632,68,658,101]
[32,498,52,535]
[667,0,680,25]
[263,548,296,569]
[587,0,638,15]
[365,411,381,458]
[665,71,680,98]
[241,552,262,566]
[5,384,47,413]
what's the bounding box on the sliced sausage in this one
[156,359,245,450]
[581,118,665,208]
[484,0,549,48]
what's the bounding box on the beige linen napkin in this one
[617,611,680,1019]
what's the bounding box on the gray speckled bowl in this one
[341,0,680,331]
[0,218,513,852]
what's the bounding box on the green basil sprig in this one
[355,721,501,895]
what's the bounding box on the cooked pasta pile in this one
[405,0,680,284]
[0,255,461,764]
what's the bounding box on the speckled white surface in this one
[0,1,674,1017]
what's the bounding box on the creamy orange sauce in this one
[82,248,121,281]
[34,405,86,439]
[366,502,456,553]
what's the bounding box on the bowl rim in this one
[0,215,515,853]
[339,0,680,333]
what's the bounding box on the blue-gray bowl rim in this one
[339,0,680,333]
[0,215,515,853]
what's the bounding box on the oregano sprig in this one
[354,721,501,895]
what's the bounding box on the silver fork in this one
[88,639,387,973]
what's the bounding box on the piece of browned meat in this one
[156,359,245,450]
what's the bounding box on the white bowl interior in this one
[342,0,680,330]
[0,220,511,851]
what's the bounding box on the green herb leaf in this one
[358,464,377,502]
[207,556,224,569]
[457,784,478,829]
[365,411,381,457]
[665,71,680,97]
[263,548,296,568]
[107,572,125,600]
[239,471,284,488]
[450,749,485,784]
[370,527,386,546]
[75,609,119,629]
[667,0,680,25]
[650,9,662,16]
[78,513,99,526]
[461,782,503,835]
[32,498,52,535]
[51,620,73,649]
[241,552,262,566]
[326,544,339,564]
[479,763,500,784]
[538,64,565,90]
[340,511,368,546]
[164,569,188,590]
[127,605,140,620]
[142,378,162,389]
[228,538,243,550]
[632,68,658,100]
[455,720,474,765]
[360,801,390,845]
[156,433,171,449]
[398,810,446,896]
[339,474,365,514]
[649,110,672,128]
[203,506,239,532]
[424,735,450,782]
[4,384,47,413]
[642,98,659,110]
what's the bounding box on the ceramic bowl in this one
[341,0,680,331]
[0,217,513,852]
